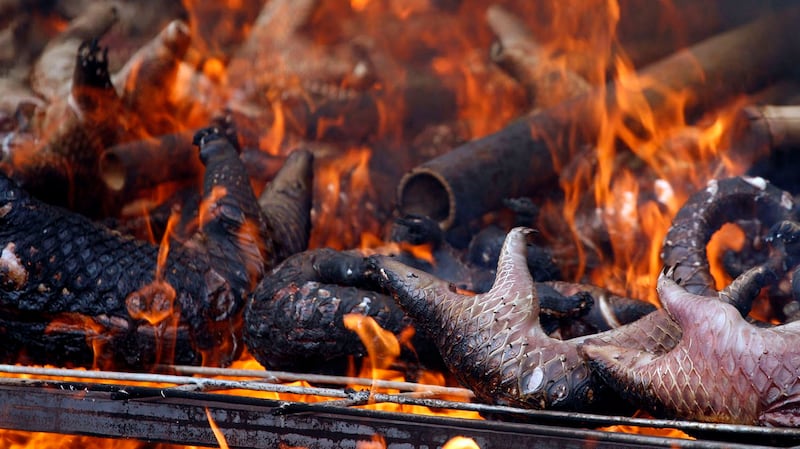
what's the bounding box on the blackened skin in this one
[0,172,215,367]
[662,176,796,297]
[244,248,437,374]
[0,129,275,369]
[257,149,314,262]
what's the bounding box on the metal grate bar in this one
[0,380,778,449]
[161,364,475,398]
[1,364,799,447]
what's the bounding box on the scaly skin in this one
[581,267,800,426]
[369,222,788,412]
[370,227,604,410]
[0,128,283,368]
[578,176,795,354]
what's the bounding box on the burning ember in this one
[3,0,800,447]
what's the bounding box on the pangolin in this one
[369,227,608,411]
[369,220,790,412]
[581,266,800,426]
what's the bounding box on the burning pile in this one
[2,0,800,445]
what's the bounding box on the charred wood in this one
[486,4,591,110]
[99,131,202,200]
[398,7,800,230]
[729,105,800,167]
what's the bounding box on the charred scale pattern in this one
[581,267,800,426]
[582,176,797,354]
[0,128,279,368]
[191,129,274,295]
[370,227,605,411]
[245,248,421,373]
[0,173,214,367]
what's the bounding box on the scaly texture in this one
[0,127,285,368]
[579,176,796,354]
[0,172,216,367]
[244,248,425,373]
[369,227,605,410]
[581,267,800,426]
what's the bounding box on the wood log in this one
[397,7,800,230]
[111,19,191,136]
[486,4,591,110]
[729,105,800,163]
[99,131,201,197]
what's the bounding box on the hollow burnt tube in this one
[397,7,800,230]
[99,131,201,197]
[729,105,800,166]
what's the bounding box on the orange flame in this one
[311,147,378,250]
[442,436,481,449]
[343,313,401,383]
[205,408,231,449]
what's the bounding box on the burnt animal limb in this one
[244,248,432,374]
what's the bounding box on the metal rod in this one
[162,364,475,398]
[3,364,800,446]
[0,364,349,398]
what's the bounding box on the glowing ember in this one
[442,436,481,449]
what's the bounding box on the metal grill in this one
[1,364,799,448]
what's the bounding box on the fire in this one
[540,0,750,304]
[343,313,401,377]
[205,408,231,449]
[310,147,378,250]
[0,0,782,446]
